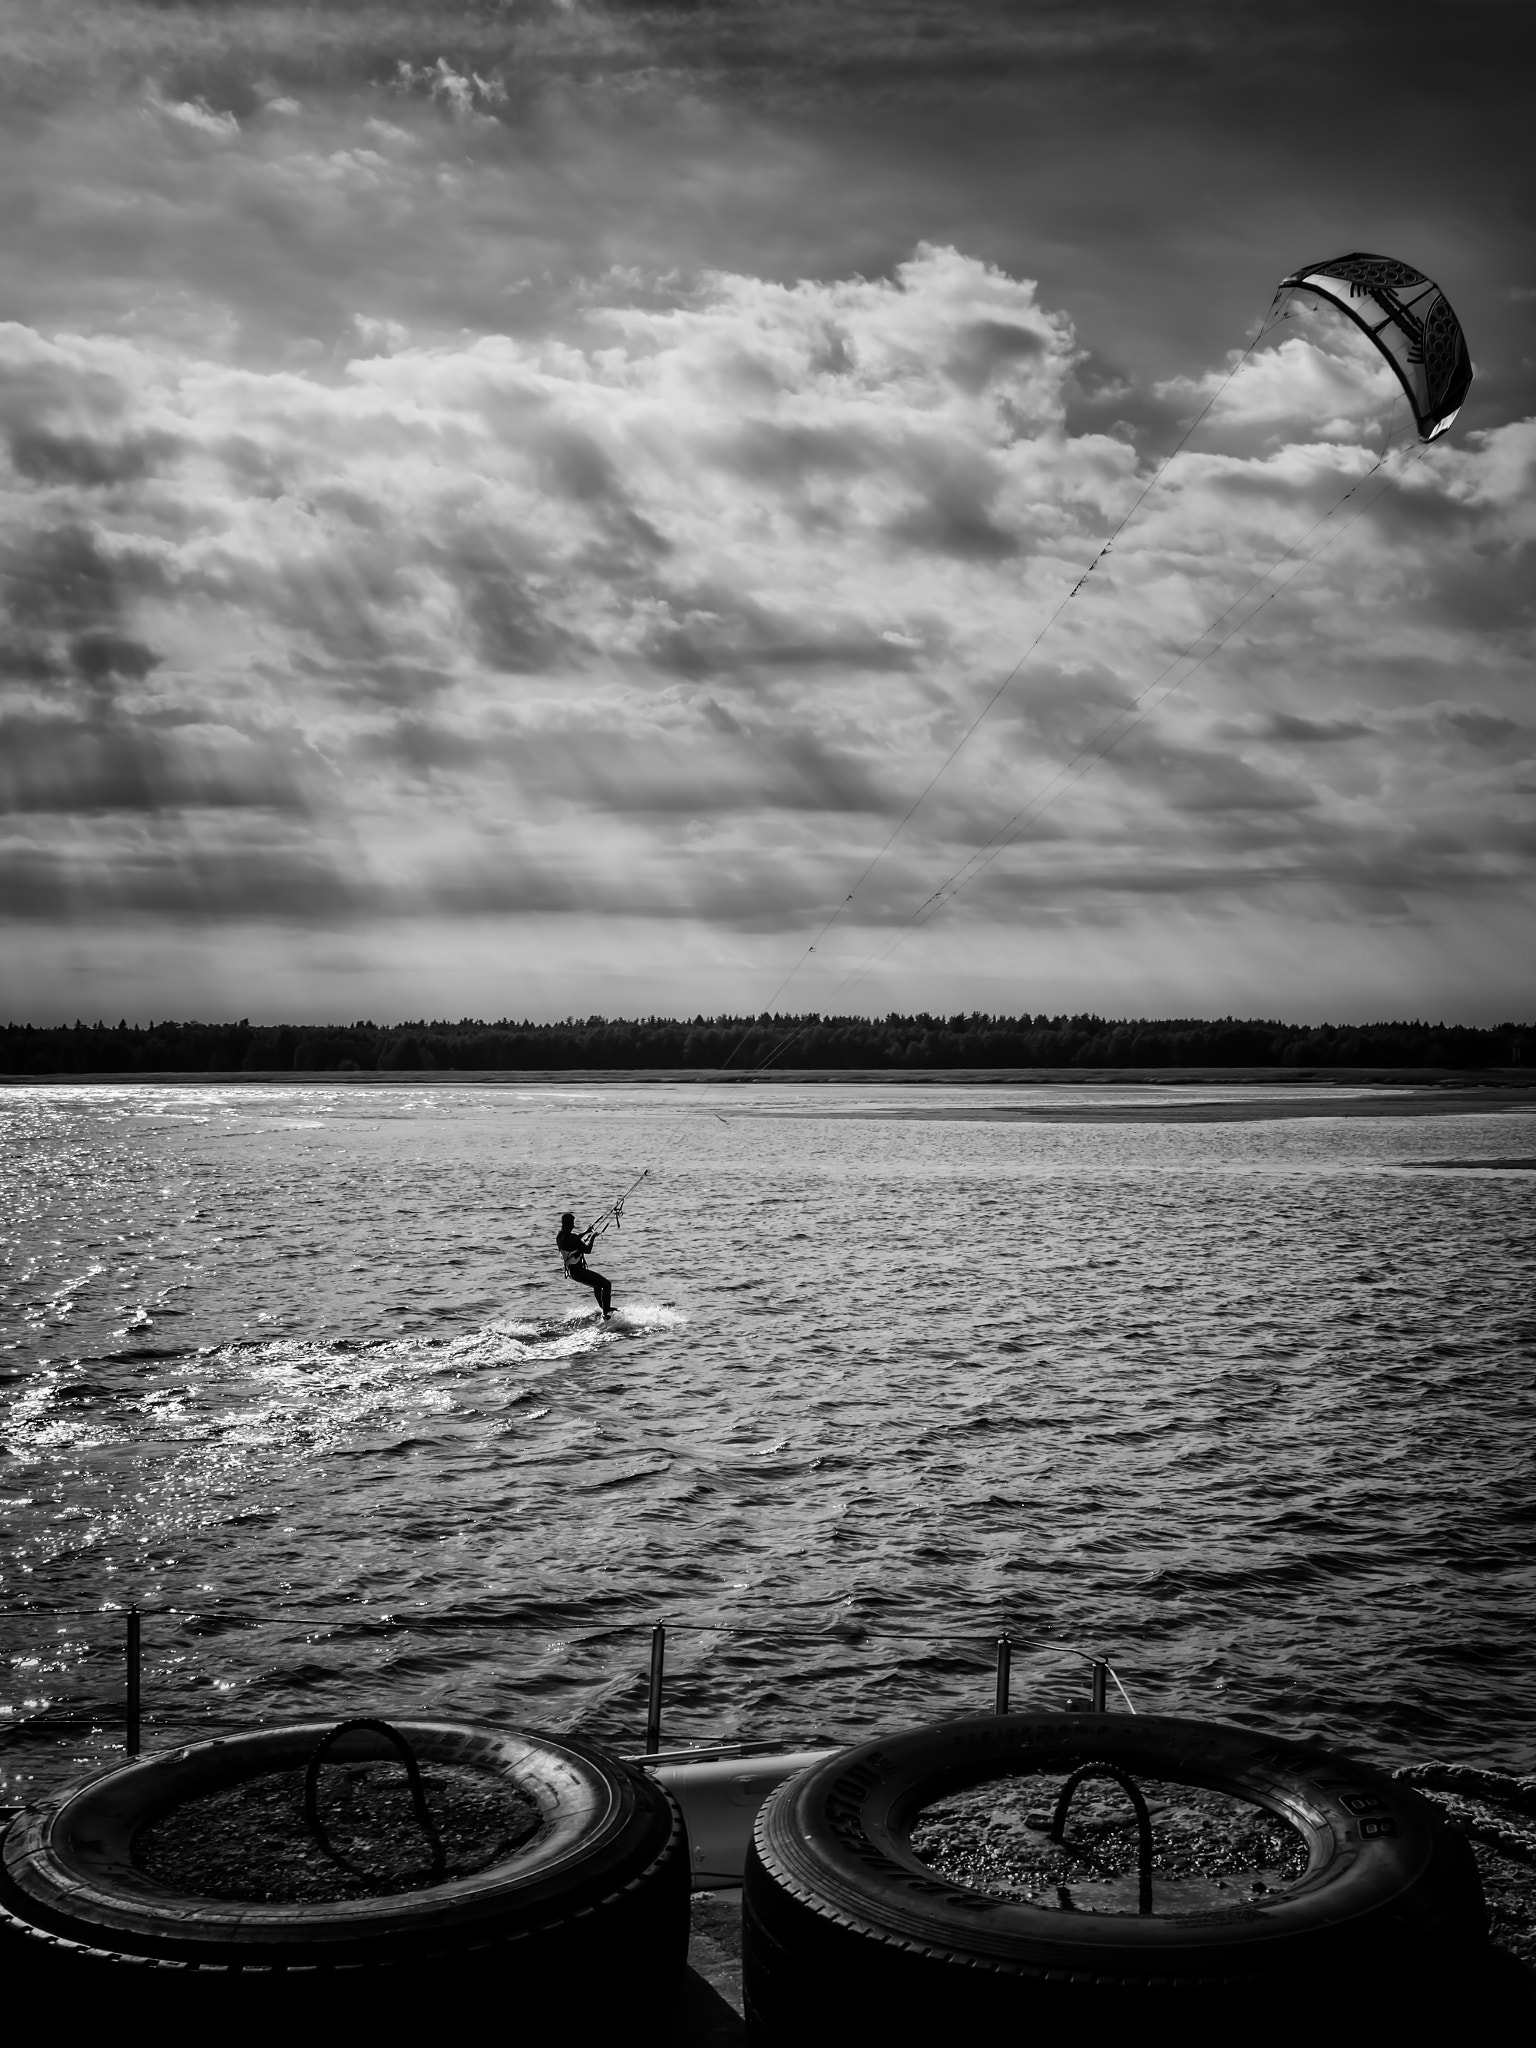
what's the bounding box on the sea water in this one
[2,1079,1533,1797]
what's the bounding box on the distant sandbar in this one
[756,1090,1536,1125]
[4,1066,1534,1127]
[1397,1155,1536,1170]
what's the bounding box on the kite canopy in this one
[1275,252,1472,440]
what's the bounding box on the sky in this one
[1,0,1533,1028]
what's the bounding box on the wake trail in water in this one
[487,1300,686,1354]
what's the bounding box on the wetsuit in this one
[557,1225,612,1315]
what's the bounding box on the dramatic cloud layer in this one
[1,4,1532,1023]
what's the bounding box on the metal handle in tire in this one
[1048,1760,1153,1915]
[302,1717,447,1888]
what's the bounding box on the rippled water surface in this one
[3,1079,1533,1793]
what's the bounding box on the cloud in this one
[7,424,180,488]
[0,830,361,922]
[1160,325,1402,447]
[391,57,507,122]
[0,18,1532,1023]
[148,90,242,141]
[3,232,1532,952]
[1251,712,1374,746]
[0,714,319,815]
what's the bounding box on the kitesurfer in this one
[557,1211,613,1317]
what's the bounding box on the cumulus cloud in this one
[148,90,242,141]
[391,57,507,121]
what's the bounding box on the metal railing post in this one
[994,1635,1011,1715]
[1090,1657,1108,1713]
[644,1623,665,1754]
[126,1609,142,1756]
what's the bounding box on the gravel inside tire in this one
[136,1760,542,1901]
[911,1771,1308,1915]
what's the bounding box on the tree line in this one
[1,1013,1529,1075]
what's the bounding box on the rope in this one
[1394,1762,1536,1824]
[586,1167,650,1241]
[1107,1662,1138,1715]
[863,439,1420,954]
[750,424,1427,1068]
[860,446,1412,955]
[722,303,1288,1069]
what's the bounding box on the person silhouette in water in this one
[557,1211,613,1317]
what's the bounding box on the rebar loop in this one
[1049,1759,1154,1915]
[302,1716,447,1886]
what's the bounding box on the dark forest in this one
[2,1014,1529,1075]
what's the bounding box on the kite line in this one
[733,253,1471,1073]
[749,418,1429,1073]
[720,297,1291,1069]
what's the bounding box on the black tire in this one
[0,1720,687,2035]
[744,1712,1496,2041]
